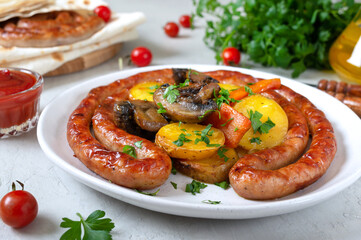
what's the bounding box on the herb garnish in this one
[163,85,180,104]
[171,166,177,175]
[194,124,215,147]
[250,137,262,145]
[244,86,255,96]
[157,102,167,114]
[122,145,137,158]
[171,182,178,189]
[185,180,207,195]
[202,200,221,205]
[249,110,275,134]
[60,210,115,240]
[136,189,160,196]
[220,117,234,127]
[134,141,143,149]
[217,146,229,162]
[215,181,230,189]
[173,133,192,147]
[214,88,237,109]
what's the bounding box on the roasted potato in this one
[233,94,288,151]
[155,123,225,160]
[129,82,160,102]
[173,147,239,183]
[218,83,241,92]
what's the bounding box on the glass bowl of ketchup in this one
[0,68,43,138]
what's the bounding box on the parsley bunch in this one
[193,0,360,77]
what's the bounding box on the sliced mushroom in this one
[153,82,220,123]
[114,100,168,140]
[172,68,219,85]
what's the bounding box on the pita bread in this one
[0,0,106,22]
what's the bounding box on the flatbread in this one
[0,12,146,63]
[0,0,107,22]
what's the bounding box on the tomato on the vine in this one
[163,22,179,38]
[179,15,191,28]
[0,181,38,228]
[94,5,112,22]
[131,47,152,67]
[221,47,241,66]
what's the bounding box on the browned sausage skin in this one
[67,69,174,190]
[229,85,337,200]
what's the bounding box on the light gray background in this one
[1,1,361,239]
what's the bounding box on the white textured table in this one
[1,1,361,239]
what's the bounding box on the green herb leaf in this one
[122,145,137,158]
[134,141,143,149]
[194,124,213,146]
[149,85,160,90]
[250,137,262,145]
[244,86,255,96]
[171,182,178,189]
[202,200,221,205]
[214,88,237,109]
[171,166,177,175]
[163,85,180,104]
[217,147,229,162]
[193,0,361,77]
[136,189,160,196]
[249,110,263,133]
[157,102,167,114]
[215,181,230,189]
[173,133,192,147]
[220,118,234,127]
[60,210,114,240]
[185,180,207,195]
[259,117,276,134]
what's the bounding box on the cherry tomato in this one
[179,15,191,28]
[221,47,241,66]
[0,181,38,228]
[131,47,152,67]
[94,5,112,22]
[163,22,179,38]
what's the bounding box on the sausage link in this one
[67,69,174,190]
[229,85,337,200]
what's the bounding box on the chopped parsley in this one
[217,147,229,162]
[149,85,160,90]
[202,200,221,205]
[234,127,239,132]
[249,110,275,134]
[250,137,262,145]
[244,85,255,96]
[163,85,180,104]
[136,189,160,196]
[122,145,137,158]
[194,124,214,146]
[173,133,192,147]
[214,88,234,109]
[170,182,177,189]
[185,180,207,195]
[259,118,276,134]
[215,181,230,189]
[220,117,234,127]
[179,79,190,87]
[134,141,143,149]
[171,166,177,175]
[157,102,167,114]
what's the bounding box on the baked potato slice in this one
[173,148,239,183]
[155,123,225,160]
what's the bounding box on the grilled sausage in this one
[67,69,174,189]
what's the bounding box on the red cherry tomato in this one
[94,5,112,22]
[222,47,241,66]
[131,47,152,67]
[179,15,191,28]
[163,22,179,38]
[0,182,38,228]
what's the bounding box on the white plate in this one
[37,65,361,219]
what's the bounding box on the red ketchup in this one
[0,68,43,138]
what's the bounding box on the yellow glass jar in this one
[329,8,361,84]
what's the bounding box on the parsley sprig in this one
[217,147,229,162]
[249,110,275,134]
[214,88,238,109]
[60,210,115,240]
[173,133,192,147]
[185,180,207,195]
[163,85,180,104]
[194,124,220,147]
[193,0,360,77]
